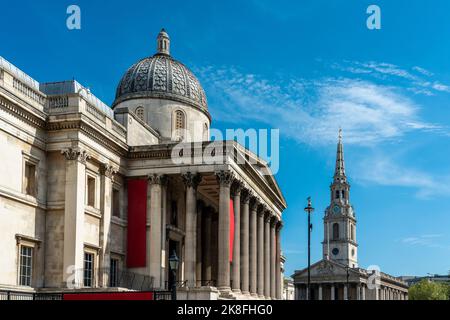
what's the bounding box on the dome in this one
[114,29,208,113]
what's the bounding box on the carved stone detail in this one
[148,173,166,185]
[182,172,202,189]
[61,148,90,164]
[215,170,235,187]
[231,180,244,197]
[100,163,117,179]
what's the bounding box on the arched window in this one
[342,190,345,199]
[135,107,144,121]
[335,190,340,199]
[351,224,355,241]
[175,110,185,130]
[332,223,339,240]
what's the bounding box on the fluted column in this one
[202,207,212,284]
[270,217,276,298]
[182,172,202,288]
[275,221,283,299]
[231,181,243,292]
[61,148,89,288]
[148,174,165,289]
[196,200,204,287]
[216,170,234,290]
[264,211,271,298]
[240,190,250,295]
[257,205,265,297]
[249,197,258,296]
[99,163,117,287]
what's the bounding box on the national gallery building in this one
[0,30,286,300]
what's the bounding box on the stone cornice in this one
[0,94,46,128]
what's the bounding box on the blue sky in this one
[1,0,450,277]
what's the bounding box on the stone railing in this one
[47,95,69,109]
[12,78,46,105]
[86,101,106,122]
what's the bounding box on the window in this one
[112,188,120,218]
[19,246,33,286]
[135,107,144,121]
[24,162,36,197]
[342,190,345,199]
[203,123,209,141]
[332,223,339,240]
[110,258,119,287]
[351,224,355,241]
[87,176,96,207]
[83,252,94,287]
[335,190,340,199]
[175,110,185,130]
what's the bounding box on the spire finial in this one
[334,128,346,179]
[156,28,170,55]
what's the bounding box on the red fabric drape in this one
[64,292,153,300]
[127,179,147,268]
[229,199,235,262]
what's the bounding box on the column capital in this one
[270,215,278,227]
[100,163,117,179]
[215,170,235,187]
[231,180,244,197]
[148,173,166,185]
[257,203,266,217]
[61,148,90,164]
[241,189,252,204]
[276,220,284,231]
[264,211,272,223]
[249,195,258,211]
[182,172,202,189]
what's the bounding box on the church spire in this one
[156,28,170,55]
[334,128,346,182]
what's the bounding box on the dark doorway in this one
[168,240,179,289]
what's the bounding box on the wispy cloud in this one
[354,154,450,198]
[198,66,440,145]
[400,234,449,249]
[334,61,450,95]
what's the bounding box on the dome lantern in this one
[157,28,170,55]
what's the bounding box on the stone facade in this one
[292,131,408,300]
[0,30,287,300]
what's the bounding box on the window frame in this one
[22,152,39,198]
[83,251,95,288]
[86,172,98,208]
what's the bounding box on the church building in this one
[0,29,286,300]
[292,131,408,300]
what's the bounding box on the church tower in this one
[322,130,358,267]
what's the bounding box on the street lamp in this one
[169,251,179,301]
[304,197,314,300]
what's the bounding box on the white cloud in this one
[198,67,438,146]
[400,234,449,249]
[354,154,450,198]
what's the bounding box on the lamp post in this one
[304,197,314,300]
[169,251,179,301]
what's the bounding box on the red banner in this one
[127,179,147,268]
[229,199,234,262]
[63,292,153,300]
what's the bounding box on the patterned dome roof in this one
[114,30,208,112]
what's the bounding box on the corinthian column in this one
[264,211,271,298]
[240,190,250,295]
[249,197,258,296]
[270,217,276,298]
[231,181,243,293]
[61,148,90,288]
[202,207,213,283]
[215,170,234,290]
[275,221,283,299]
[148,174,165,289]
[257,204,265,297]
[182,172,202,288]
[99,163,117,288]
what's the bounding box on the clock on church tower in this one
[322,130,358,268]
